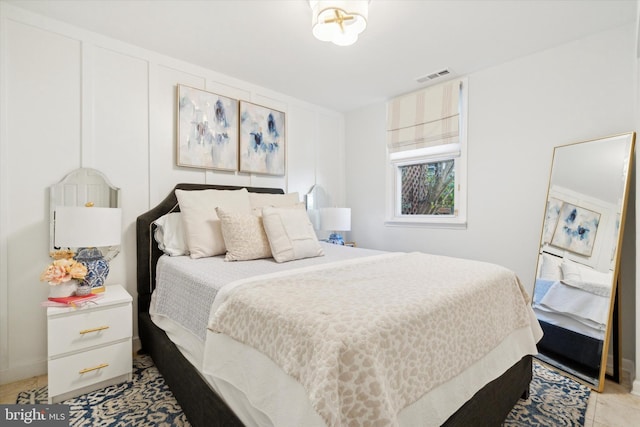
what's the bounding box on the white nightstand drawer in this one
[48,339,132,399]
[48,304,132,356]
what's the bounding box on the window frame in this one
[385,78,468,229]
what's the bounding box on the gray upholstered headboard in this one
[135,183,284,315]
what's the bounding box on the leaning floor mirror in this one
[532,132,635,391]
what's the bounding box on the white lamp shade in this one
[319,207,351,231]
[54,206,122,248]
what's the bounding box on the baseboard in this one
[606,357,636,386]
[632,379,640,396]
[0,359,47,386]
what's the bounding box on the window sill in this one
[384,218,467,229]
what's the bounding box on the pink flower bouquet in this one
[40,252,87,285]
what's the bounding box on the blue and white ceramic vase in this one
[75,247,109,291]
[327,232,345,245]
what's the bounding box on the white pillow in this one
[262,204,324,263]
[153,212,189,256]
[539,253,563,281]
[216,207,272,261]
[560,259,613,297]
[561,259,611,286]
[559,259,581,283]
[249,192,300,216]
[175,188,251,259]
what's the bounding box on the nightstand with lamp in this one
[46,168,132,404]
[319,207,351,245]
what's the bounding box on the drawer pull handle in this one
[79,326,110,335]
[79,363,109,374]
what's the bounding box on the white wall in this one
[346,25,637,369]
[1,1,636,388]
[0,3,345,384]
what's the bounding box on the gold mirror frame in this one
[532,132,635,392]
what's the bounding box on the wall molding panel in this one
[0,2,344,384]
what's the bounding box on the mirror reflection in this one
[532,132,634,391]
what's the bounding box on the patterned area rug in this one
[17,355,189,426]
[503,361,591,426]
[18,357,589,426]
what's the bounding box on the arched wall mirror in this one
[532,132,635,391]
[49,168,121,260]
[305,184,331,232]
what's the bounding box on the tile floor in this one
[585,374,640,427]
[2,371,640,425]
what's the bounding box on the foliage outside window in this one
[400,160,455,215]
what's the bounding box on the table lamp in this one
[319,207,351,245]
[53,206,122,293]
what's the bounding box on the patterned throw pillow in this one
[216,207,272,261]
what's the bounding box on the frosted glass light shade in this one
[320,207,351,231]
[54,206,122,248]
[310,0,368,46]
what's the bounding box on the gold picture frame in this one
[239,101,285,175]
[176,84,238,171]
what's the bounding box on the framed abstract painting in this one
[551,202,601,256]
[542,197,562,244]
[177,84,238,171]
[239,101,285,175]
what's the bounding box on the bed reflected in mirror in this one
[532,132,635,391]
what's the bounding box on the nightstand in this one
[47,284,133,403]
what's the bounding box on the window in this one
[385,78,467,228]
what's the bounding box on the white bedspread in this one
[151,243,383,340]
[206,252,541,427]
[203,324,539,427]
[150,243,384,368]
[538,281,609,330]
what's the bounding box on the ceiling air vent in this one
[416,69,452,84]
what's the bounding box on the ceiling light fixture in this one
[310,1,369,47]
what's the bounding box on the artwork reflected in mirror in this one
[532,132,635,391]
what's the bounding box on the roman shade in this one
[386,79,462,154]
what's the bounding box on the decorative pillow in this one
[539,253,563,281]
[153,212,189,256]
[216,207,272,261]
[261,204,324,263]
[249,192,300,216]
[559,259,580,282]
[175,188,251,259]
[561,259,611,286]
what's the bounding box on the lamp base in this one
[75,247,109,292]
[327,232,345,245]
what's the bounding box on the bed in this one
[136,183,541,427]
[532,252,612,382]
